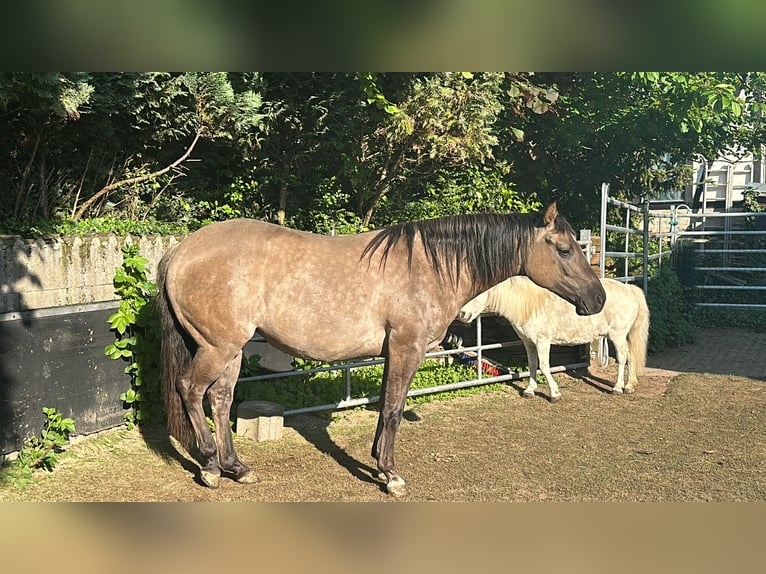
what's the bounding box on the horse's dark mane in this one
[361,211,574,291]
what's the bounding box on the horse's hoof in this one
[624,387,635,394]
[236,470,259,484]
[200,470,221,489]
[611,388,624,395]
[550,395,562,404]
[522,392,535,399]
[386,476,409,497]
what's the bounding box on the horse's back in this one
[601,279,642,327]
[161,218,456,362]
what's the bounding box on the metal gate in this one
[598,181,766,311]
[671,210,766,310]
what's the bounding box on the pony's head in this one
[523,203,605,316]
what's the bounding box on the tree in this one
[72,73,268,221]
[0,72,94,219]
[502,72,766,228]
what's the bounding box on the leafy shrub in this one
[105,245,162,427]
[646,265,697,353]
[0,216,190,237]
[2,408,76,487]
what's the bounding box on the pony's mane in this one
[485,276,555,324]
[361,211,574,291]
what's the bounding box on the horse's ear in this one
[543,202,558,228]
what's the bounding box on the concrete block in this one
[236,400,284,442]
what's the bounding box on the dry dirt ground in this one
[1,327,765,502]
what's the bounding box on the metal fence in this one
[671,210,766,310]
[598,182,674,292]
[598,181,766,311]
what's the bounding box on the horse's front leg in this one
[519,337,540,399]
[371,339,424,497]
[207,351,258,484]
[535,340,562,403]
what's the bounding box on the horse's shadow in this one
[140,411,389,493]
[566,366,618,394]
[284,410,387,494]
[139,424,213,488]
[505,368,618,402]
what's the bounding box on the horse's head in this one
[524,203,605,316]
[457,291,489,323]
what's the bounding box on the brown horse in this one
[155,203,605,496]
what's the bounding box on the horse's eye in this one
[558,247,572,257]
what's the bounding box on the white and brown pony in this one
[459,277,649,402]
[155,203,605,496]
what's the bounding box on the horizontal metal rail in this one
[682,211,766,218]
[604,224,643,236]
[694,302,766,309]
[238,315,590,417]
[607,196,643,212]
[281,362,588,416]
[694,285,766,290]
[699,249,766,254]
[603,251,643,259]
[695,267,766,272]
[675,230,766,236]
[611,275,644,284]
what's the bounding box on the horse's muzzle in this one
[575,285,606,316]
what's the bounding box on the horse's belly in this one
[522,316,605,346]
[257,317,386,363]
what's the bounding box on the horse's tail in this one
[627,284,650,375]
[155,247,196,452]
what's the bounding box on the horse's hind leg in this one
[611,336,630,394]
[206,351,257,484]
[177,346,234,488]
[625,353,638,394]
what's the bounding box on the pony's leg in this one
[206,351,258,484]
[520,338,539,399]
[625,350,638,394]
[535,340,562,403]
[611,337,630,394]
[177,346,232,488]
[371,339,424,497]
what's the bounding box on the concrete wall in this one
[0,234,183,314]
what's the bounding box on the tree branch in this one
[72,130,203,221]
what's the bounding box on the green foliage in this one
[507,72,766,229]
[105,245,162,427]
[376,166,541,225]
[691,307,766,330]
[356,72,400,115]
[286,178,366,235]
[743,186,764,214]
[0,216,191,237]
[646,266,698,353]
[2,72,765,238]
[5,408,76,486]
